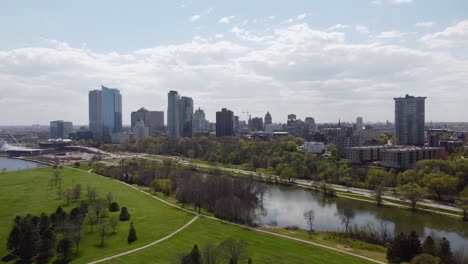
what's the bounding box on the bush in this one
[119,207,130,221]
[128,222,137,243]
[74,161,80,168]
[109,202,119,212]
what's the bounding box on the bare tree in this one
[98,221,108,247]
[63,189,72,206]
[374,185,384,207]
[202,243,220,264]
[87,187,97,202]
[303,209,315,238]
[109,215,119,234]
[106,192,113,206]
[86,211,98,232]
[218,238,249,264]
[69,223,83,254]
[335,208,355,233]
[91,199,108,220]
[73,184,82,201]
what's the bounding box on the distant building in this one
[234,116,240,135]
[216,108,234,137]
[132,119,149,139]
[394,94,426,146]
[336,133,361,158]
[50,120,73,139]
[380,146,441,169]
[287,119,308,138]
[167,91,181,137]
[304,141,324,154]
[356,117,363,131]
[89,85,122,143]
[131,107,164,136]
[193,107,209,134]
[346,146,388,164]
[264,123,284,134]
[264,112,272,125]
[287,114,296,121]
[167,91,193,138]
[250,117,264,131]
[305,117,316,131]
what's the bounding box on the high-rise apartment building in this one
[89,90,103,139]
[50,120,73,139]
[264,112,272,125]
[180,96,193,137]
[216,108,234,137]
[89,85,122,142]
[356,117,363,131]
[167,91,193,138]
[394,94,426,146]
[305,117,316,131]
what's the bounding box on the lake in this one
[0,156,46,172]
[256,184,468,252]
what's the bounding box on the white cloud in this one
[218,16,235,24]
[420,20,468,48]
[269,16,276,20]
[415,21,436,28]
[189,14,201,22]
[286,13,308,24]
[371,0,382,4]
[390,0,413,4]
[1,23,467,125]
[296,13,307,21]
[374,30,407,40]
[327,24,351,31]
[355,25,370,34]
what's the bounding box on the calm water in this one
[256,184,468,252]
[0,156,46,171]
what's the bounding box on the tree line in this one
[180,238,251,264]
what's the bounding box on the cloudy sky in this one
[1,0,467,125]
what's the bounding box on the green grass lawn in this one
[105,217,376,264]
[0,167,193,263]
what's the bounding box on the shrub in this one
[109,202,119,212]
[119,207,130,221]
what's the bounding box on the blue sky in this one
[1,0,468,125]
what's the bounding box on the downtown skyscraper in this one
[167,90,193,138]
[89,85,122,142]
[394,94,426,146]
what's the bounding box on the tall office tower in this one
[250,117,264,131]
[180,96,193,137]
[305,117,316,131]
[167,91,181,137]
[234,115,240,135]
[287,114,296,121]
[356,117,363,131]
[216,108,234,137]
[264,111,272,125]
[50,120,73,139]
[102,86,122,141]
[193,107,208,133]
[89,89,103,139]
[131,107,164,136]
[89,85,122,143]
[394,94,426,146]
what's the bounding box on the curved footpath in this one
[78,167,385,264]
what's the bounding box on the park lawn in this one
[0,167,194,263]
[105,217,376,264]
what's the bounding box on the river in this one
[256,184,468,252]
[0,156,46,172]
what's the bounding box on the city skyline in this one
[1,0,468,125]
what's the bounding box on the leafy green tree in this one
[410,253,440,264]
[401,183,426,210]
[128,222,138,243]
[423,173,459,200]
[109,202,120,212]
[455,186,468,221]
[374,185,385,207]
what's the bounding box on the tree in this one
[109,202,120,212]
[374,185,384,207]
[303,209,315,238]
[57,237,73,262]
[98,221,108,247]
[401,183,426,210]
[74,161,80,168]
[91,199,108,220]
[408,231,422,259]
[106,192,113,205]
[73,184,82,201]
[202,243,219,264]
[87,186,97,202]
[410,253,440,264]
[109,216,119,234]
[86,211,98,232]
[248,258,253,264]
[423,173,459,200]
[119,206,131,221]
[387,232,410,263]
[36,227,56,264]
[182,244,202,264]
[422,236,437,256]
[438,237,454,264]
[456,186,468,221]
[127,222,137,243]
[218,238,249,264]
[63,189,72,206]
[335,208,355,233]
[69,223,83,255]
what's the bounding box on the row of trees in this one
[387,232,456,264]
[180,238,251,264]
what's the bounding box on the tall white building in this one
[132,119,149,139]
[193,107,208,133]
[356,117,363,131]
[394,95,426,146]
